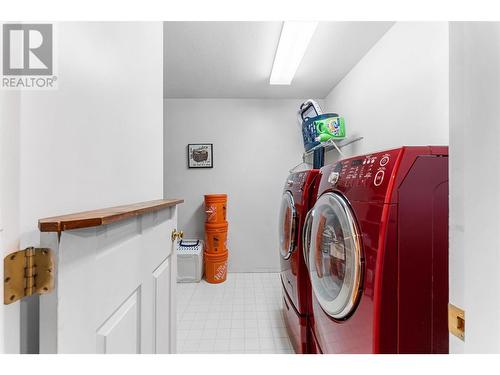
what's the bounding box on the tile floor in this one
[177,272,294,354]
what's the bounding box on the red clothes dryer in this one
[279,169,319,353]
[303,146,449,354]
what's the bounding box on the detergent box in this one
[302,113,346,151]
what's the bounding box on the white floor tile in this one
[259,338,276,350]
[272,327,289,338]
[186,330,203,340]
[218,320,232,329]
[198,340,216,352]
[180,312,197,321]
[231,319,245,329]
[204,319,219,329]
[178,321,192,330]
[220,304,233,312]
[216,329,231,339]
[258,319,273,328]
[258,327,274,338]
[202,328,217,340]
[244,319,258,328]
[177,273,294,354]
[230,328,245,338]
[232,304,245,311]
[244,327,259,338]
[207,312,220,320]
[231,311,245,320]
[214,339,230,351]
[191,320,205,330]
[274,337,292,350]
[180,339,200,351]
[244,338,260,350]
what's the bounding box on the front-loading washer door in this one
[278,191,297,260]
[306,192,363,320]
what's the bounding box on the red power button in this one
[374,170,385,186]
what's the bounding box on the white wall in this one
[19,22,164,245]
[449,22,500,353]
[0,90,21,354]
[164,99,311,272]
[322,22,449,164]
[1,22,164,353]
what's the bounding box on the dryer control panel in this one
[338,152,394,188]
[318,148,402,203]
[317,146,448,203]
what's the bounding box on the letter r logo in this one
[3,24,53,75]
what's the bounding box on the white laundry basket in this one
[176,239,203,283]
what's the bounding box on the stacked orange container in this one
[204,194,228,283]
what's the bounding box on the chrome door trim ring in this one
[308,192,363,320]
[280,191,297,260]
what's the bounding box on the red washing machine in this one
[303,146,449,354]
[279,169,319,353]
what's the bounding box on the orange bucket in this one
[204,194,227,223]
[205,222,228,253]
[204,250,228,283]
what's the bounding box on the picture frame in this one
[187,143,213,168]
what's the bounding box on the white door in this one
[39,207,178,354]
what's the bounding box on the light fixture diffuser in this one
[269,21,318,85]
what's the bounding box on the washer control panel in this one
[286,169,319,198]
[286,171,307,189]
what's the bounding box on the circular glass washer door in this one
[278,191,297,260]
[307,192,363,319]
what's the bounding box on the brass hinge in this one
[448,303,465,341]
[3,247,54,305]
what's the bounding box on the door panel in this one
[96,289,140,354]
[153,257,172,353]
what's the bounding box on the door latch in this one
[448,303,465,341]
[3,247,54,305]
[171,229,184,241]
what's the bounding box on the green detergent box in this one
[314,116,346,143]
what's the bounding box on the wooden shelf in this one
[38,199,184,232]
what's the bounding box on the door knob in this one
[171,229,184,241]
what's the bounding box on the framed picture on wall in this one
[187,144,213,168]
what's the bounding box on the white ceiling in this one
[164,21,394,99]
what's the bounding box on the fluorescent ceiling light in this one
[270,21,318,85]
